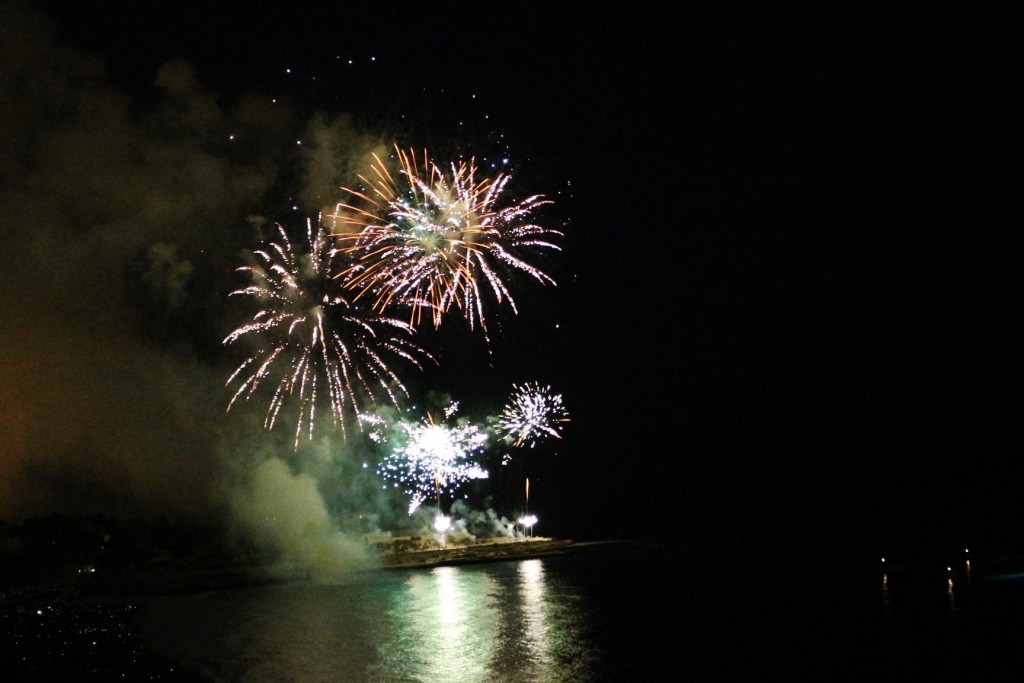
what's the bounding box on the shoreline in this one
[60,537,638,600]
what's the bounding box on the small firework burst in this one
[497,382,570,448]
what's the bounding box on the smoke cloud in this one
[230,458,371,579]
[0,2,390,570]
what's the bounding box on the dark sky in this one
[4,1,1023,562]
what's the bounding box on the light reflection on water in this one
[142,558,597,682]
[871,550,1024,673]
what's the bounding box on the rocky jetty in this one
[374,536,586,569]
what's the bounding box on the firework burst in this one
[496,382,570,448]
[376,402,489,515]
[223,218,434,447]
[328,146,561,337]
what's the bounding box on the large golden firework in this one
[329,146,561,337]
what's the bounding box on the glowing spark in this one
[223,218,434,447]
[328,146,561,338]
[358,412,389,443]
[496,382,570,448]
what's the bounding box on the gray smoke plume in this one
[0,1,391,573]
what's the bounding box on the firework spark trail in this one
[328,146,562,340]
[223,218,434,447]
[376,403,489,515]
[496,382,570,448]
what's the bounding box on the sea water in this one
[137,543,1024,681]
[140,544,684,682]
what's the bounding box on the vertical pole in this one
[525,477,530,537]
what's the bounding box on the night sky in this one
[3,1,1022,567]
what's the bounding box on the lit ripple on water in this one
[142,558,599,682]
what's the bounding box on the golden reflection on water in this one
[880,570,893,637]
[377,566,499,681]
[372,558,589,682]
[518,559,550,667]
[146,558,594,682]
